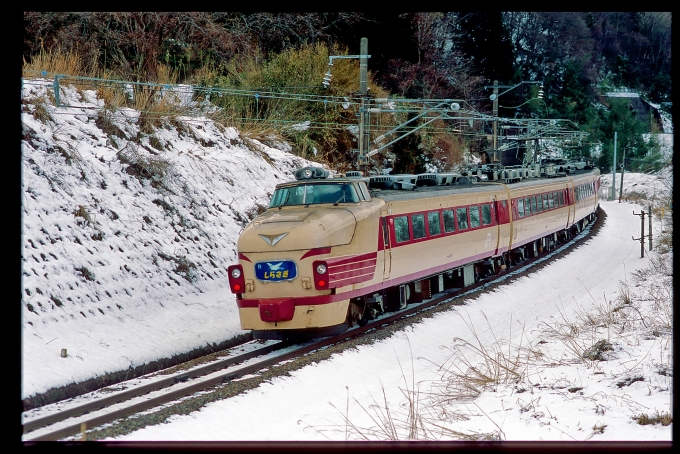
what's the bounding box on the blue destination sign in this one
[255,261,297,282]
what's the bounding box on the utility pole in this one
[323,39,371,172]
[618,144,625,203]
[358,37,369,172]
[648,204,653,251]
[484,80,542,164]
[492,80,499,161]
[632,209,647,258]
[611,131,617,200]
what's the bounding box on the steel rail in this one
[22,340,289,436]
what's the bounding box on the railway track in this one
[23,211,601,441]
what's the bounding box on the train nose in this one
[239,208,357,251]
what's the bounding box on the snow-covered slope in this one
[21,79,318,399]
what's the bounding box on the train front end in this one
[228,167,376,340]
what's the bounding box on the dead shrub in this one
[95,110,126,138]
[117,144,175,189]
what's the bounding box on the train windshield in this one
[269,183,360,208]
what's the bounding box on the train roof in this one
[371,168,599,203]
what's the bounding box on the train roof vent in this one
[417,172,466,186]
[345,171,363,178]
[369,174,417,190]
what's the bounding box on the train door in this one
[380,210,392,280]
[495,197,511,255]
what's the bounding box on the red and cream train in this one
[228,165,601,340]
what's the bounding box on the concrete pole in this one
[611,131,617,200]
[640,210,645,258]
[648,205,653,251]
[492,80,499,162]
[358,38,369,171]
[618,144,626,203]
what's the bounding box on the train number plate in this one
[255,261,297,282]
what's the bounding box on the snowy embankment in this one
[21,79,318,400]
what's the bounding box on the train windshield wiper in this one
[333,194,346,206]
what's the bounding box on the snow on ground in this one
[22,78,672,441]
[109,200,672,441]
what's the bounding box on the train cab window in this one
[443,209,455,233]
[559,191,564,206]
[517,199,525,217]
[412,214,426,239]
[469,205,481,228]
[428,211,442,236]
[269,183,360,207]
[482,204,492,225]
[394,216,410,243]
[537,195,543,211]
[524,198,531,216]
[531,196,537,213]
[456,207,469,230]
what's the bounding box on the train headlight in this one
[312,260,330,290]
[227,264,245,294]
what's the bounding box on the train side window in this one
[469,205,481,228]
[549,193,554,208]
[517,199,524,217]
[543,194,549,209]
[428,211,442,236]
[559,191,564,206]
[537,195,543,211]
[358,182,371,201]
[353,183,365,201]
[531,196,537,213]
[553,192,558,207]
[456,207,468,230]
[412,214,426,239]
[481,204,492,225]
[394,216,410,243]
[524,198,531,216]
[443,209,455,233]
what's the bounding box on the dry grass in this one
[23,48,92,78]
[632,411,673,426]
[432,312,542,401]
